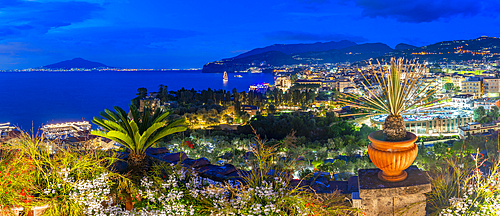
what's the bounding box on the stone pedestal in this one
[358,166,431,216]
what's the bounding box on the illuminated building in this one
[459,122,500,139]
[371,108,473,135]
[249,83,270,93]
[483,78,500,96]
[275,76,292,91]
[462,77,483,99]
[451,94,474,108]
[42,121,92,139]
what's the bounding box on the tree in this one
[136,87,147,98]
[132,87,148,107]
[474,106,486,121]
[158,84,168,103]
[444,83,454,92]
[490,106,500,119]
[433,142,448,158]
[91,104,186,175]
[317,159,347,180]
[268,104,276,114]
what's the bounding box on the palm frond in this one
[91,103,187,156]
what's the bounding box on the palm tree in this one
[339,58,443,141]
[91,104,186,174]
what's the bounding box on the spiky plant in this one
[91,104,186,175]
[339,58,443,141]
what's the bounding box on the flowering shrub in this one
[193,132,357,216]
[440,157,500,216]
[0,148,41,210]
[129,163,199,215]
[202,177,292,215]
[1,130,358,216]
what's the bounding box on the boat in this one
[223,71,228,81]
[234,75,243,78]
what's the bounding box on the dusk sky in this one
[1,0,500,70]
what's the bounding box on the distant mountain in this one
[394,43,417,51]
[203,36,500,73]
[203,51,300,73]
[233,40,357,59]
[42,58,110,69]
[294,43,393,63]
[203,42,393,73]
[383,36,500,62]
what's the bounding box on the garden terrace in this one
[114,147,358,194]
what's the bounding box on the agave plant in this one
[339,58,443,141]
[91,104,186,174]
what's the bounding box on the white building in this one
[473,98,500,111]
[275,76,292,91]
[0,122,15,138]
[451,94,474,108]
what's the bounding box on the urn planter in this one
[367,131,418,182]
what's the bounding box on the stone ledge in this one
[358,166,431,198]
[358,166,431,216]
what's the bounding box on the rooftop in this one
[372,107,473,123]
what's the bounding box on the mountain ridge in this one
[203,41,395,73]
[203,36,500,73]
[42,58,111,69]
[232,40,357,59]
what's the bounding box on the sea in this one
[0,70,274,131]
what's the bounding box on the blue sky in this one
[0,0,499,69]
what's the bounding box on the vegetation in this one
[474,106,500,124]
[91,104,186,176]
[132,84,337,128]
[0,128,360,215]
[340,58,443,141]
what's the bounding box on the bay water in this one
[0,70,273,131]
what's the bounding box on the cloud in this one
[51,27,201,48]
[341,0,500,23]
[264,31,368,42]
[0,42,41,55]
[0,0,22,8]
[0,0,103,39]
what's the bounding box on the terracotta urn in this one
[367,131,418,182]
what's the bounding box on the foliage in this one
[92,104,186,157]
[438,152,500,216]
[426,147,475,215]
[0,131,125,215]
[238,112,341,141]
[317,160,347,179]
[196,131,358,216]
[0,145,41,210]
[475,106,500,124]
[444,83,455,91]
[128,163,202,215]
[474,106,486,121]
[339,58,443,117]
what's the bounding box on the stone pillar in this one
[358,166,431,216]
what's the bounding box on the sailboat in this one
[223,71,228,81]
